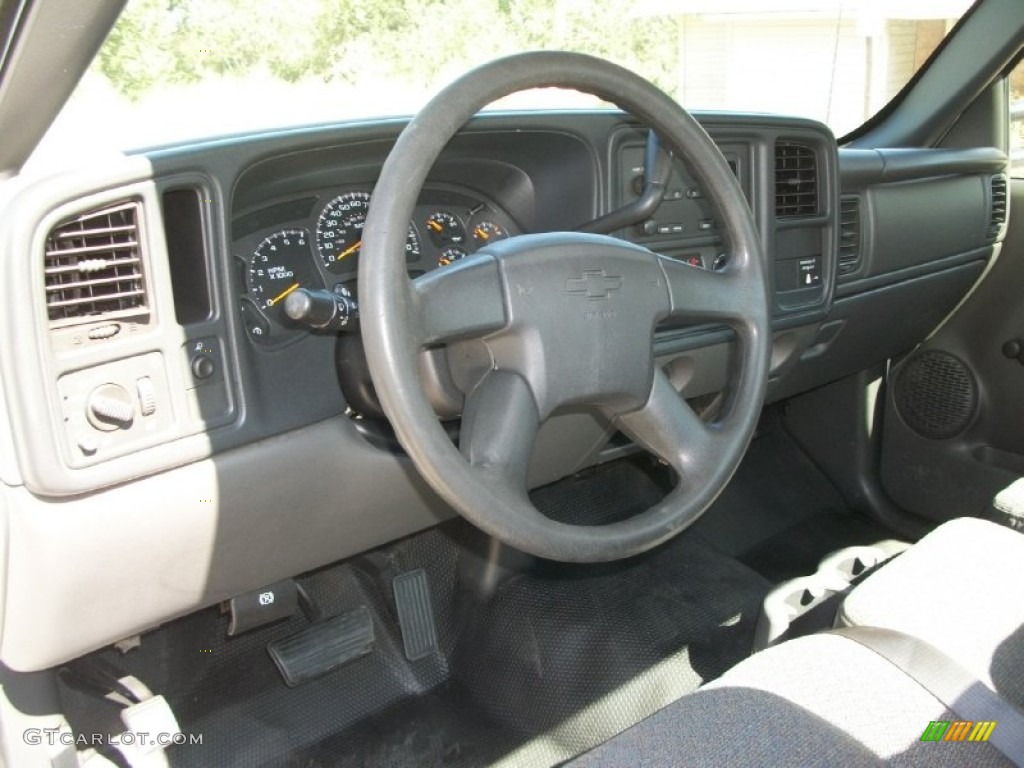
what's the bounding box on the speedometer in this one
[316,191,420,273]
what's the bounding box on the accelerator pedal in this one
[393,568,439,660]
[268,605,374,687]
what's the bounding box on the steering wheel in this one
[360,52,770,563]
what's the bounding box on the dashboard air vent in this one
[775,142,818,218]
[45,201,148,328]
[988,175,1007,240]
[838,196,862,276]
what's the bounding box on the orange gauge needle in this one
[337,239,362,261]
[267,282,299,307]
[427,220,443,233]
[474,227,489,241]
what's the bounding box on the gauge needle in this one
[474,227,489,241]
[267,282,300,307]
[337,240,362,261]
[427,220,443,232]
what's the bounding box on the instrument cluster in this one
[234,186,518,343]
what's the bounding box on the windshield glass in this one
[32,0,974,165]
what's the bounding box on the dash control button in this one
[192,355,215,380]
[185,338,222,385]
[77,435,99,456]
[87,384,134,431]
[87,324,120,341]
[798,256,822,287]
[137,377,157,416]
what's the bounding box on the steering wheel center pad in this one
[439,233,672,417]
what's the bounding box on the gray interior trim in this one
[840,147,1007,188]
[0,0,126,175]
[0,415,454,672]
[835,247,992,299]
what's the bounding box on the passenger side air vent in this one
[775,142,818,218]
[45,201,148,328]
[988,175,1007,240]
[838,196,862,276]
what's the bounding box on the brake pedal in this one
[393,569,439,661]
[267,605,374,687]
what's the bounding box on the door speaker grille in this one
[894,351,977,440]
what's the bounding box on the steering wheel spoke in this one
[459,370,540,495]
[657,254,749,324]
[412,255,508,345]
[615,369,720,478]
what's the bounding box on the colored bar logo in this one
[920,721,997,742]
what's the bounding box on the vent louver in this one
[45,201,148,328]
[988,175,1007,240]
[775,142,818,218]
[838,196,862,276]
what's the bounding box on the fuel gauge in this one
[425,211,466,248]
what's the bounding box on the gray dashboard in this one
[0,109,1007,670]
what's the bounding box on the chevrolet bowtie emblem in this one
[564,270,623,300]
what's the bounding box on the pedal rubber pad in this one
[393,569,439,661]
[267,606,374,687]
[228,579,298,636]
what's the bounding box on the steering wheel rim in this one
[360,51,770,563]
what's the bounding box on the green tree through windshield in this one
[97,0,678,101]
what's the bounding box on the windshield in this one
[32,0,974,165]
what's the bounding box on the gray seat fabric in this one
[571,517,1024,766]
[840,516,1024,708]
[569,633,1010,767]
[991,478,1024,531]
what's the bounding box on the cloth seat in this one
[839,516,1024,708]
[569,517,1024,767]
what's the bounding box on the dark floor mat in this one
[447,534,770,759]
[739,509,898,583]
[688,422,851,558]
[57,526,468,768]
[688,420,901,584]
[55,459,769,768]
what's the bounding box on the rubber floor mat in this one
[55,459,770,768]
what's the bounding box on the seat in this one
[570,633,1011,766]
[839,516,1024,709]
[569,517,1024,767]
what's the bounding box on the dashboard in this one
[234,185,520,344]
[0,110,1006,671]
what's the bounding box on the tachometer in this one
[247,229,319,321]
[316,191,420,273]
